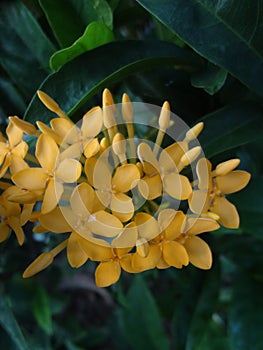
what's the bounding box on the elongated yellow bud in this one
[213,159,240,176]
[112,133,127,164]
[179,146,201,169]
[185,122,204,142]
[122,93,133,122]
[37,90,68,119]
[23,252,53,278]
[158,101,170,131]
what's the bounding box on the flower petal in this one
[184,236,212,269]
[158,209,185,240]
[112,222,138,249]
[51,118,78,144]
[59,142,82,161]
[214,159,240,176]
[0,222,10,243]
[91,158,112,190]
[137,142,159,175]
[95,261,121,287]
[110,192,134,222]
[40,206,71,233]
[9,155,29,175]
[210,196,239,228]
[188,190,210,214]
[88,210,123,237]
[80,238,113,261]
[160,142,188,167]
[132,244,161,272]
[55,159,82,183]
[196,158,212,191]
[138,174,162,200]
[11,141,28,158]
[70,183,95,217]
[135,212,160,240]
[9,116,39,136]
[216,171,251,194]
[23,252,53,278]
[6,122,23,148]
[112,164,140,193]
[8,216,24,245]
[83,138,100,158]
[185,217,220,235]
[120,254,136,273]
[81,106,103,138]
[12,168,48,190]
[36,134,59,172]
[164,173,192,200]
[163,241,189,268]
[67,232,89,268]
[41,179,64,214]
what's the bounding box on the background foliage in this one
[0,0,262,349]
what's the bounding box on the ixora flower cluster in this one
[0,89,250,287]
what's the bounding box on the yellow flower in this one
[189,158,251,228]
[12,133,82,214]
[0,120,29,178]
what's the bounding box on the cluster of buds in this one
[0,89,250,287]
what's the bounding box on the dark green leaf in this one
[24,40,202,124]
[0,288,29,350]
[122,275,169,350]
[229,272,263,350]
[0,0,55,97]
[0,78,26,119]
[191,63,227,95]
[135,0,263,95]
[186,262,220,350]
[50,22,114,71]
[32,285,52,335]
[198,102,263,158]
[39,0,113,48]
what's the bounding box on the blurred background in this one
[0,0,263,349]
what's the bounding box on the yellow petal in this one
[164,173,192,200]
[214,159,240,176]
[120,254,136,273]
[67,232,89,268]
[137,142,159,175]
[12,168,48,190]
[156,256,170,269]
[70,183,95,217]
[21,204,34,226]
[136,239,149,257]
[84,157,97,187]
[112,222,138,249]
[210,196,239,228]
[23,252,53,278]
[9,155,29,175]
[110,192,134,222]
[9,116,39,136]
[50,118,78,144]
[37,90,67,118]
[158,209,185,240]
[179,146,201,169]
[36,121,62,144]
[88,210,123,237]
[132,244,161,272]
[81,106,103,138]
[59,143,82,161]
[95,260,121,287]
[0,222,10,243]
[138,174,162,200]
[41,179,64,214]
[55,159,82,183]
[216,171,251,194]
[185,217,220,235]
[112,164,140,193]
[39,206,71,233]
[160,142,188,167]
[196,158,212,190]
[83,138,100,158]
[135,212,160,240]
[6,122,23,148]
[184,236,212,269]
[36,134,59,172]
[158,147,178,173]
[188,190,210,214]
[91,158,112,190]
[11,141,28,158]
[163,241,189,268]
[184,122,204,141]
[80,238,113,261]
[8,216,24,245]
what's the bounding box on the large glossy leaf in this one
[39,0,113,48]
[135,0,263,95]
[50,22,114,71]
[198,102,263,158]
[24,40,202,124]
[0,288,29,350]
[122,275,170,350]
[0,0,55,97]
[229,272,263,350]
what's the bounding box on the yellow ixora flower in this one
[189,158,251,228]
[0,88,251,288]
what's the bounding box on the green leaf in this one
[24,40,202,124]
[229,272,263,350]
[191,63,228,95]
[0,288,29,350]
[50,22,114,71]
[198,102,263,158]
[186,262,220,350]
[0,78,26,118]
[32,285,52,335]
[39,0,113,48]
[0,0,55,97]
[122,275,169,350]
[135,0,263,95]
